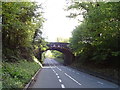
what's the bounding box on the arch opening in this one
[42,50,64,65]
[34,42,75,65]
[39,48,74,65]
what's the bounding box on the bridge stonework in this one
[36,42,75,65]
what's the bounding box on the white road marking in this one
[59,79,62,83]
[49,62,60,79]
[56,67,62,71]
[52,69,55,72]
[52,69,57,74]
[64,73,82,86]
[97,81,103,85]
[61,84,65,88]
[59,69,62,71]
[57,76,60,78]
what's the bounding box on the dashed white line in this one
[57,76,60,78]
[61,84,65,88]
[59,79,62,83]
[52,69,56,73]
[64,73,82,86]
[47,59,82,88]
[97,81,103,85]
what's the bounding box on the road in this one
[31,58,119,88]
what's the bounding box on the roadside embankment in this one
[2,57,42,89]
[70,61,119,85]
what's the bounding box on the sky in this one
[34,0,81,42]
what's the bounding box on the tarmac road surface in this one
[31,58,119,88]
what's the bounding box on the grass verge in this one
[2,58,41,89]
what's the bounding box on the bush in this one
[2,60,40,89]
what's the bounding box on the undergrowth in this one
[2,59,41,89]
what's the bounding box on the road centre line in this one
[48,61,61,81]
[48,59,80,88]
[52,69,55,73]
[56,73,58,76]
[51,65,65,88]
[57,76,60,78]
[64,73,82,86]
[59,79,62,83]
[61,84,65,88]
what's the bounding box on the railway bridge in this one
[35,42,75,65]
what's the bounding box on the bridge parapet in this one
[47,42,70,49]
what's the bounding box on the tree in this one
[67,1,120,66]
[2,2,45,61]
[56,37,69,43]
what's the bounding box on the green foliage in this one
[2,2,45,61]
[56,37,69,43]
[68,2,120,66]
[33,38,48,51]
[2,60,40,88]
[51,51,64,59]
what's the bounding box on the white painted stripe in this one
[59,69,62,71]
[57,67,62,71]
[57,76,60,78]
[97,81,103,84]
[52,69,56,74]
[61,84,65,88]
[59,79,62,82]
[56,73,58,76]
[65,73,82,86]
[52,69,55,72]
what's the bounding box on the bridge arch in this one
[35,42,75,65]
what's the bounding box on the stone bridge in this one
[35,42,75,65]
